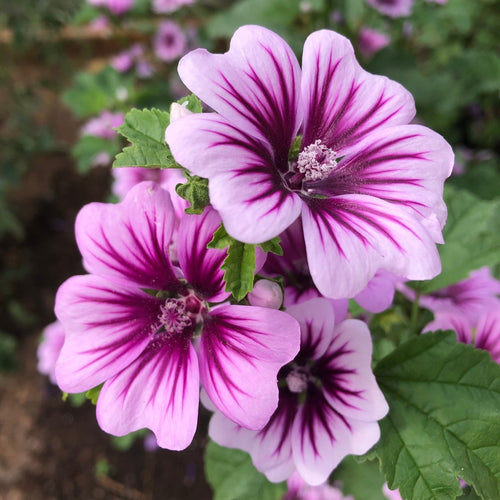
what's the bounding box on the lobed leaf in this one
[374,331,500,500]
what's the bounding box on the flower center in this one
[286,368,309,393]
[296,139,338,182]
[158,298,192,335]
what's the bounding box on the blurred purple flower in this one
[152,0,195,13]
[81,110,124,140]
[358,27,390,57]
[154,20,187,63]
[366,0,414,17]
[283,472,354,500]
[37,321,65,385]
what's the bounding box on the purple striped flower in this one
[208,298,388,485]
[425,309,500,363]
[54,182,300,450]
[166,26,453,299]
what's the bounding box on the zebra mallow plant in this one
[41,25,500,500]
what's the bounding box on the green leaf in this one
[374,331,500,500]
[257,237,283,256]
[113,108,177,169]
[177,94,203,114]
[62,66,134,118]
[72,135,120,173]
[208,224,234,250]
[175,174,210,214]
[334,456,386,500]
[222,240,256,301]
[86,384,103,405]
[205,441,287,500]
[413,187,500,293]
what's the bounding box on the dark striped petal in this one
[302,194,441,299]
[76,182,179,290]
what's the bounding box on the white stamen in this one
[286,370,309,393]
[296,139,338,181]
[158,298,192,335]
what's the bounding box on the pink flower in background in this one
[366,0,414,17]
[152,0,195,13]
[154,20,187,63]
[55,182,300,450]
[425,309,500,363]
[283,472,354,500]
[81,110,124,140]
[166,26,453,300]
[383,484,403,500]
[208,298,388,485]
[37,321,65,385]
[88,0,134,15]
[399,267,500,325]
[88,16,110,31]
[358,27,390,57]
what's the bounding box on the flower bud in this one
[247,279,283,309]
[170,102,193,123]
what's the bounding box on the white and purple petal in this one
[312,125,453,241]
[76,182,179,291]
[301,194,441,298]
[97,334,199,450]
[301,30,415,155]
[166,113,302,243]
[175,25,302,158]
[424,311,472,343]
[55,275,159,393]
[177,207,229,302]
[199,304,300,430]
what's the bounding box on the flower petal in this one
[475,310,500,363]
[354,270,399,313]
[166,113,302,243]
[318,319,389,422]
[312,125,453,241]
[176,25,302,157]
[301,194,441,298]
[97,337,199,450]
[301,30,415,155]
[424,312,472,344]
[55,275,158,393]
[291,388,381,485]
[199,304,300,429]
[177,207,229,302]
[76,181,179,290]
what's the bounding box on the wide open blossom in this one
[208,298,388,485]
[425,309,500,363]
[55,182,300,450]
[358,27,390,58]
[399,267,500,324]
[166,26,453,299]
[154,20,187,63]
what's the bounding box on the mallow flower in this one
[166,26,453,299]
[208,298,388,485]
[54,182,300,450]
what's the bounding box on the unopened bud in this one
[247,279,283,309]
[170,102,193,123]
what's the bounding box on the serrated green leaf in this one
[208,224,234,250]
[257,237,283,256]
[72,135,120,173]
[413,186,500,293]
[113,108,177,169]
[177,94,203,114]
[222,241,256,301]
[205,441,287,500]
[86,384,103,405]
[374,331,500,500]
[175,174,210,214]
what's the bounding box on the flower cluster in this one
[41,25,459,487]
